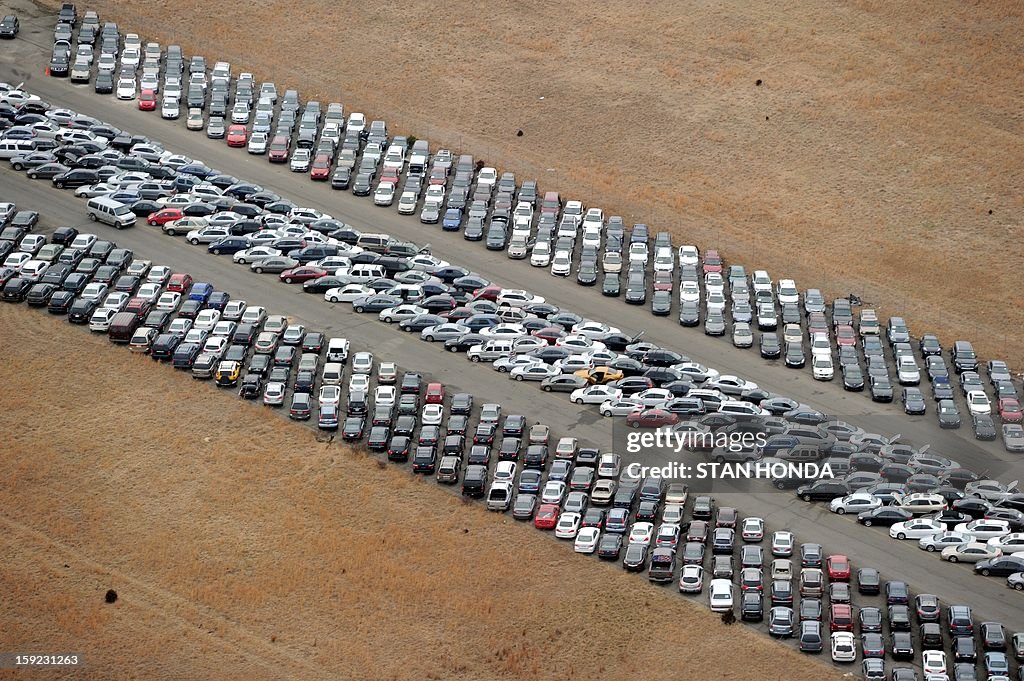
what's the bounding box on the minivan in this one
[355,233,390,253]
[0,139,37,160]
[107,311,141,343]
[86,196,136,229]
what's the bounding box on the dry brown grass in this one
[0,304,843,679]
[36,0,1024,363]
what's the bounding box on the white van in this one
[86,197,136,229]
[321,362,344,386]
[325,338,350,363]
[341,264,385,283]
[467,340,514,362]
[0,139,38,159]
[709,579,734,613]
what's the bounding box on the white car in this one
[602,251,622,273]
[892,493,947,514]
[347,374,371,394]
[263,382,286,406]
[161,97,180,119]
[202,336,228,358]
[678,245,699,266]
[679,281,701,303]
[239,306,267,326]
[599,399,643,417]
[193,309,221,332]
[498,290,546,307]
[396,192,418,215]
[493,461,517,484]
[708,579,734,613]
[954,519,1011,540]
[922,650,947,677]
[186,227,230,245]
[373,182,395,206]
[830,632,856,663]
[351,352,373,374]
[574,527,601,553]
[102,292,130,311]
[378,304,426,324]
[289,149,311,172]
[772,531,795,557]
[628,242,649,264]
[88,308,118,332]
[135,283,162,303]
[421,404,444,425]
[633,388,673,407]
[115,78,137,100]
[247,132,268,154]
[530,242,551,267]
[571,385,623,405]
[965,479,1020,502]
[541,480,567,505]
[918,531,970,552]
[741,517,765,542]
[829,493,882,515]
[663,504,685,525]
[318,385,342,408]
[597,453,622,478]
[510,364,560,382]
[966,390,991,415]
[678,565,704,593]
[628,522,654,546]
[940,542,1001,563]
[810,333,832,357]
[374,386,396,408]
[988,533,1024,553]
[549,251,572,276]
[323,282,372,301]
[233,247,281,265]
[776,279,799,305]
[889,518,945,540]
[554,512,582,539]
[655,523,680,548]
[812,355,834,381]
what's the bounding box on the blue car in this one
[442,208,462,231]
[177,163,216,179]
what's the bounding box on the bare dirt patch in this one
[41,0,1024,363]
[0,304,842,679]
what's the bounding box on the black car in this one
[759,334,781,359]
[0,14,19,37]
[94,71,114,94]
[2,277,32,301]
[857,506,912,527]
[25,282,57,306]
[46,290,75,314]
[741,592,764,622]
[796,480,850,502]
[857,568,881,595]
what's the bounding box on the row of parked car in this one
[5,195,1022,680]
[37,9,1022,445]
[5,77,1024,604]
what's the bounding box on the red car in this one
[472,285,502,302]
[702,249,723,274]
[279,266,327,284]
[534,503,560,530]
[999,398,1023,423]
[443,307,473,322]
[626,408,679,428]
[310,152,332,181]
[826,554,851,581]
[829,603,854,632]
[425,382,445,404]
[138,89,157,111]
[268,135,290,163]
[166,272,193,293]
[532,326,566,344]
[428,166,448,186]
[835,325,857,347]
[146,207,184,226]
[653,272,673,291]
[380,169,400,185]
[124,298,152,320]
[226,125,248,147]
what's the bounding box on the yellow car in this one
[574,366,625,385]
[214,360,241,387]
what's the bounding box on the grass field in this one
[40,0,1024,365]
[0,303,844,679]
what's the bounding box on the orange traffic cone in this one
[44,67,50,76]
